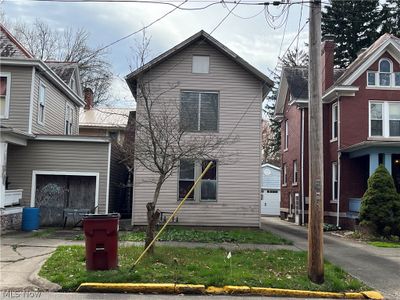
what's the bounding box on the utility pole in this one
[308,0,324,284]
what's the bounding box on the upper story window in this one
[0,72,11,119]
[331,102,338,140]
[284,120,289,150]
[282,163,287,186]
[369,101,400,137]
[367,58,400,88]
[180,91,218,132]
[38,82,46,125]
[192,56,209,74]
[178,159,217,202]
[70,76,76,93]
[65,103,74,135]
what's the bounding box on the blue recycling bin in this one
[22,208,40,231]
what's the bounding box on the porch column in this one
[0,142,8,208]
[384,154,392,175]
[369,153,379,176]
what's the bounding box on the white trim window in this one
[332,162,338,201]
[331,102,338,140]
[284,120,289,150]
[282,163,287,186]
[293,160,298,185]
[192,55,210,74]
[178,159,217,202]
[180,91,218,132]
[65,103,74,135]
[369,101,400,137]
[367,58,400,88]
[0,72,11,119]
[38,82,46,125]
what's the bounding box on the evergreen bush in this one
[360,165,400,237]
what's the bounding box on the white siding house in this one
[261,163,281,216]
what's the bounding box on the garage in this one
[260,163,281,216]
[261,189,281,215]
[33,172,98,226]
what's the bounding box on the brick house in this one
[275,34,400,228]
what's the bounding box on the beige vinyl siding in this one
[32,73,79,135]
[0,65,33,132]
[6,140,110,213]
[133,40,262,227]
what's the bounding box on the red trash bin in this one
[83,213,119,271]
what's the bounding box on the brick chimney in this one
[321,34,335,92]
[84,88,94,110]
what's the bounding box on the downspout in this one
[336,95,341,229]
[301,108,305,225]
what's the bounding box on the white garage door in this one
[261,189,280,215]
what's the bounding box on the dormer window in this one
[367,58,400,88]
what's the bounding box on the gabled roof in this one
[330,33,400,88]
[261,163,280,171]
[0,24,33,58]
[46,61,77,83]
[125,30,273,94]
[79,108,133,129]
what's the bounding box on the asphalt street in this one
[260,217,400,300]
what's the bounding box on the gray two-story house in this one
[0,25,111,230]
[126,31,273,227]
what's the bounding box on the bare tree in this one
[11,19,112,105]
[261,119,280,165]
[120,34,236,253]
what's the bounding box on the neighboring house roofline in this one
[261,163,281,171]
[46,61,83,97]
[33,135,110,143]
[0,57,84,106]
[0,24,34,58]
[125,30,273,95]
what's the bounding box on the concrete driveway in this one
[261,217,400,300]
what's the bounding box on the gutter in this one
[337,96,341,228]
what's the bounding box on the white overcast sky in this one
[2,0,310,107]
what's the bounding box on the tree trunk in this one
[145,202,160,254]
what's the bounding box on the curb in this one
[28,255,62,292]
[76,283,384,299]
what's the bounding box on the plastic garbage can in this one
[21,207,40,231]
[83,213,119,271]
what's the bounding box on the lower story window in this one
[178,159,217,202]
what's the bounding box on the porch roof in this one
[340,140,400,158]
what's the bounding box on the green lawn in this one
[71,227,291,245]
[367,241,400,248]
[40,245,369,292]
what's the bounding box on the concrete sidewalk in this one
[261,217,400,300]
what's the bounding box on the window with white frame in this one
[38,82,46,124]
[332,162,338,201]
[178,159,217,202]
[282,163,287,186]
[192,56,210,74]
[293,160,298,185]
[367,58,400,88]
[0,73,11,119]
[284,120,289,150]
[180,91,218,132]
[369,101,400,137]
[332,102,338,140]
[65,104,74,135]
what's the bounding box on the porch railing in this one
[4,189,23,207]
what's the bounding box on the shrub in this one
[360,165,400,237]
